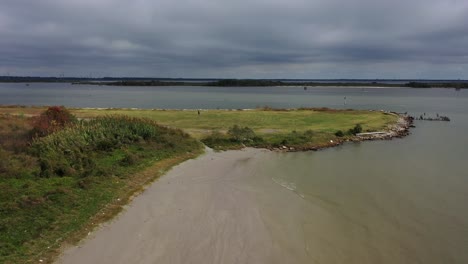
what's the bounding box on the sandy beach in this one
[55,148,325,264]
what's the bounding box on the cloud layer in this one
[1,0,467,78]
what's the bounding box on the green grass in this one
[69,108,398,150]
[72,108,398,138]
[0,114,203,263]
[0,106,398,138]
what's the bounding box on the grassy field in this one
[72,108,397,137]
[0,107,397,133]
[0,106,400,152]
[0,106,399,150]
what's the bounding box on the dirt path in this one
[56,148,321,264]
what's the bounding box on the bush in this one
[227,125,256,142]
[335,130,344,137]
[275,130,316,146]
[304,130,316,137]
[201,128,264,150]
[0,149,38,178]
[31,106,77,137]
[120,150,140,166]
[348,124,363,135]
[201,131,236,150]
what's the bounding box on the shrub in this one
[274,129,317,146]
[335,130,344,137]
[202,131,237,150]
[120,150,140,166]
[31,106,77,137]
[304,130,316,137]
[31,115,195,177]
[0,149,38,178]
[227,125,256,142]
[0,115,33,153]
[348,124,363,135]
[201,129,264,150]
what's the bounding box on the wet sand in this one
[56,148,323,264]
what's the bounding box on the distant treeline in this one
[206,79,284,86]
[207,79,468,88]
[404,81,468,89]
[76,79,403,87]
[206,80,406,87]
[122,79,468,88]
[0,76,216,83]
[1,76,467,88]
[77,80,200,86]
[75,79,468,88]
[0,76,91,83]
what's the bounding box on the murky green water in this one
[1,83,467,263]
[261,124,467,263]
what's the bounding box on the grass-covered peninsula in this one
[0,105,409,263]
[1,106,405,151]
[70,107,402,150]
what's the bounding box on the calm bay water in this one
[0,82,465,113]
[1,83,467,263]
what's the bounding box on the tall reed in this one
[32,115,193,177]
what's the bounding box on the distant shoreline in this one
[74,80,467,89]
[0,77,467,89]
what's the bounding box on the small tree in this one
[32,106,77,137]
[348,124,363,135]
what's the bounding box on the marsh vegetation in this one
[0,107,202,263]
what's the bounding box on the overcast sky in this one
[0,0,467,79]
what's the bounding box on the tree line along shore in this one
[0,105,411,263]
[0,76,467,89]
[76,79,468,89]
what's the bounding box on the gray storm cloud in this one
[0,0,467,78]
